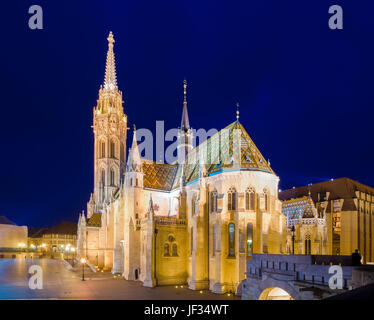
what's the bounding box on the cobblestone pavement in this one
[0,258,239,300]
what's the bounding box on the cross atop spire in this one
[181,79,190,131]
[236,102,240,122]
[104,31,118,91]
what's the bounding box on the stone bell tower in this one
[90,31,127,216]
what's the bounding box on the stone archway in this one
[253,276,302,300]
[259,287,293,300]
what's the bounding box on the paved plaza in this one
[0,258,238,300]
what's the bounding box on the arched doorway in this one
[258,287,293,300]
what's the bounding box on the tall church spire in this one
[181,79,190,131]
[104,31,117,91]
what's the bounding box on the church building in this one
[77,32,286,294]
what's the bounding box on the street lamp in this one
[71,248,76,266]
[80,258,86,281]
[291,225,295,255]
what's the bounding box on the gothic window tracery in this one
[228,187,237,211]
[305,234,311,255]
[110,140,116,158]
[210,189,218,213]
[101,141,106,158]
[164,234,178,257]
[245,187,255,210]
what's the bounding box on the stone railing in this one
[155,217,187,226]
[287,217,325,226]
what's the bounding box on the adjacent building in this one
[0,216,28,249]
[28,221,77,255]
[279,178,374,263]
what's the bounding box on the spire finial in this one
[236,102,240,121]
[183,78,187,101]
[181,78,190,130]
[133,124,136,132]
[104,31,117,91]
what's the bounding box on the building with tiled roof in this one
[281,196,327,255]
[77,32,286,295]
[280,178,374,262]
[28,221,77,255]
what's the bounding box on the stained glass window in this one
[228,223,235,257]
[245,187,255,210]
[247,223,253,257]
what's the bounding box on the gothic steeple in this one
[181,79,190,131]
[104,31,117,91]
[92,32,127,209]
[177,79,193,164]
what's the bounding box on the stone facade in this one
[77,32,285,294]
[280,178,374,263]
[0,222,27,249]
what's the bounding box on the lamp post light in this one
[71,248,76,266]
[80,258,86,281]
[291,225,295,255]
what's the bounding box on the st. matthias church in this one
[77,32,328,294]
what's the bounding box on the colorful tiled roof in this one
[142,160,178,191]
[282,196,316,219]
[87,213,102,227]
[172,121,274,189]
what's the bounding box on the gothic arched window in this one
[110,168,115,186]
[245,187,255,210]
[101,141,106,158]
[101,169,105,186]
[246,223,253,258]
[228,223,235,257]
[164,243,170,256]
[228,188,237,211]
[210,190,218,213]
[110,140,115,158]
[172,243,178,256]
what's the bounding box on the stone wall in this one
[0,224,27,249]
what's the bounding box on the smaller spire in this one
[181,79,190,131]
[127,125,141,171]
[236,102,240,122]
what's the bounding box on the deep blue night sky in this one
[1,1,373,227]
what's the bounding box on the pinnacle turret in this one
[127,125,142,171]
